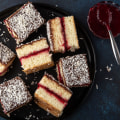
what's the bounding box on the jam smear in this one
[60,17,71,51]
[57,63,64,84]
[97,3,112,27]
[37,83,67,106]
[88,2,120,38]
[20,47,49,64]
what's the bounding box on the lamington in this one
[0,43,16,76]
[47,16,80,53]
[4,2,44,44]
[0,76,32,115]
[56,54,91,87]
[34,73,72,117]
[16,38,54,74]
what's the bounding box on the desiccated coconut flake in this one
[96,84,98,90]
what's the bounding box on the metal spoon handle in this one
[108,29,120,65]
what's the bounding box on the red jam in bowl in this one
[87,1,120,39]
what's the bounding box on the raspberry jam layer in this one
[57,63,64,84]
[60,17,71,51]
[88,1,120,38]
[4,20,17,39]
[20,47,50,65]
[37,83,67,106]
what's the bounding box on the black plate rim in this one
[0,3,96,120]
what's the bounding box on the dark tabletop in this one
[0,0,120,120]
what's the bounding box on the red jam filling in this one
[57,63,64,84]
[88,2,120,38]
[4,20,17,39]
[20,47,50,65]
[37,83,68,106]
[60,17,71,51]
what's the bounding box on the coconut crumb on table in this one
[96,84,98,90]
[36,117,39,120]
[106,64,113,72]
[105,77,113,80]
[47,112,50,116]
[55,4,58,7]
[36,109,40,112]
[50,12,55,16]
[29,103,32,106]
[109,78,113,80]
[35,81,37,85]
[4,78,7,81]
[31,81,35,85]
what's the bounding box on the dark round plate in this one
[0,3,96,120]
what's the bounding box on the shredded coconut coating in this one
[0,77,32,114]
[61,54,91,87]
[0,42,15,64]
[46,21,54,51]
[7,2,44,44]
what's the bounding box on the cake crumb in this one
[4,78,7,81]
[79,37,84,40]
[109,78,113,80]
[31,81,34,85]
[35,81,38,85]
[50,12,55,16]
[96,84,98,90]
[0,33,3,36]
[34,76,37,79]
[34,72,37,75]
[6,38,10,42]
[17,73,22,76]
[25,114,32,120]
[36,117,39,120]
[106,65,111,72]
[29,103,32,106]
[36,109,40,112]
[55,4,58,7]
[47,112,50,116]
[33,115,35,118]
[3,31,5,34]
[4,39,6,43]
[10,65,13,69]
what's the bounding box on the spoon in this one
[97,5,120,65]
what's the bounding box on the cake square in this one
[4,2,44,44]
[0,42,16,76]
[56,54,91,87]
[0,76,32,115]
[47,16,80,53]
[34,73,72,117]
[16,38,54,74]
